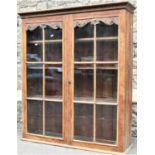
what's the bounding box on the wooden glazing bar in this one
[93,24,97,142]
[42,27,45,135]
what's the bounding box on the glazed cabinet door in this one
[23,15,119,146]
[73,17,118,145]
[25,22,64,139]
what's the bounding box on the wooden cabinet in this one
[19,2,135,153]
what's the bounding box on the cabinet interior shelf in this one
[75,67,118,70]
[27,96,63,102]
[74,61,118,64]
[74,97,117,105]
[28,39,62,44]
[26,62,63,64]
[75,37,118,42]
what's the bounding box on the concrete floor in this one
[17,132,137,155]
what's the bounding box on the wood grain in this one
[20,3,134,153]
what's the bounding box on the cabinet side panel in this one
[124,11,133,149]
[117,11,126,152]
[21,19,27,137]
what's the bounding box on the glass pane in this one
[96,65,117,104]
[27,43,42,62]
[96,22,118,37]
[45,26,62,40]
[27,100,43,134]
[96,40,118,61]
[45,43,62,62]
[74,65,93,101]
[45,65,62,100]
[96,105,117,144]
[45,101,62,137]
[74,103,93,141]
[74,41,93,62]
[27,27,42,41]
[27,64,43,98]
[75,23,94,38]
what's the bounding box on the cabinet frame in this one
[19,2,135,153]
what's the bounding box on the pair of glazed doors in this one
[23,13,120,145]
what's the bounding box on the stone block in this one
[37,2,47,10]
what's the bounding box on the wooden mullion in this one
[63,15,74,144]
[93,24,97,142]
[42,27,45,135]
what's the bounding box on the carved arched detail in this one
[74,17,118,28]
[26,22,62,31]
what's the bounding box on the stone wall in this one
[17,0,137,137]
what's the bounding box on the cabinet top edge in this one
[18,2,136,18]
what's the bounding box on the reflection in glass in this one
[74,103,93,141]
[74,65,93,101]
[45,43,62,62]
[75,23,94,38]
[96,105,117,144]
[27,27,42,41]
[45,26,62,40]
[45,102,62,137]
[45,65,62,99]
[96,65,117,103]
[74,41,93,62]
[27,100,43,134]
[27,64,43,98]
[97,40,118,61]
[96,23,118,37]
[27,43,42,62]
